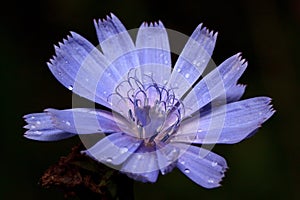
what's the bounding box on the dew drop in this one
[30,116,35,119]
[159,53,164,57]
[137,154,143,159]
[185,73,190,78]
[34,131,42,135]
[163,80,168,85]
[66,121,71,126]
[164,60,169,64]
[106,157,113,163]
[184,169,190,173]
[65,61,69,64]
[119,147,128,154]
[36,121,41,125]
[197,129,203,133]
[180,161,185,165]
[103,91,107,95]
[208,178,215,183]
[68,85,73,90]
[177,68,182,73]
[211,161,218,167]
[31,125,36,129]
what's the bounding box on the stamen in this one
[109,68,185,145]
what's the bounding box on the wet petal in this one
[156,142,179,175]
[121,144,159,183]
[24,129,74,141]
[48,32,121,108]
[176,144,227,188]
[94,14,140,76]
[173,97,274,144]
[168,24,217,99]
[23,112,75,141]
[23,108,130,142]
[45,108,130,134]
[136,21,171,85]
[83,132,142,165]
[183,53,247,117]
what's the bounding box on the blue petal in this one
[44,108,130,134]
[82,132,142,165]
[168,24,217,99]
[48,32,122,109]
[225,84,246,102]
[173,97,275,144]
[156,142,179,175]
[24,129,74,141]
[176,144,227,188]
[121,144,159,183]
[135,21,171,85]
[23,108,130,141]
[94,14,140,76]
[183,53,247,117]
[198,84,246,112]
[23,112,75,141]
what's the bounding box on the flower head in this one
[24,14,274,188]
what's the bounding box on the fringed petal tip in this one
[94,12,117,24]
[194,23,218,40]
[140,20,165,28]
[175,145,228,188]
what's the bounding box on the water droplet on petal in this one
[137,154,143,159]
[66,121,71,126]
[208,178,215,183]
[177,68,182,73]
[197,129,203,133]
[31,125,36,129]
[34,131,42,135]
[159,53,164,57]
[180,161,185,165]
[36,121,41,125]
[119,147,128,154]
[163,80,168,85]
[68,85,73,90]
[185,73,190,78]
[184,169,190,173]
[211,161,218,167]
[106,157,113,163]
[164,60,168,64]
[30,116,35,119]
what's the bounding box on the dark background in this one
[1,0,299,199]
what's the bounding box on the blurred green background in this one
[1,0,299,199]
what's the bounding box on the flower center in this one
[110,70,185,145]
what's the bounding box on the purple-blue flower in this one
[24,14,274,188]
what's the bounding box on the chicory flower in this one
[24,14,274,188]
